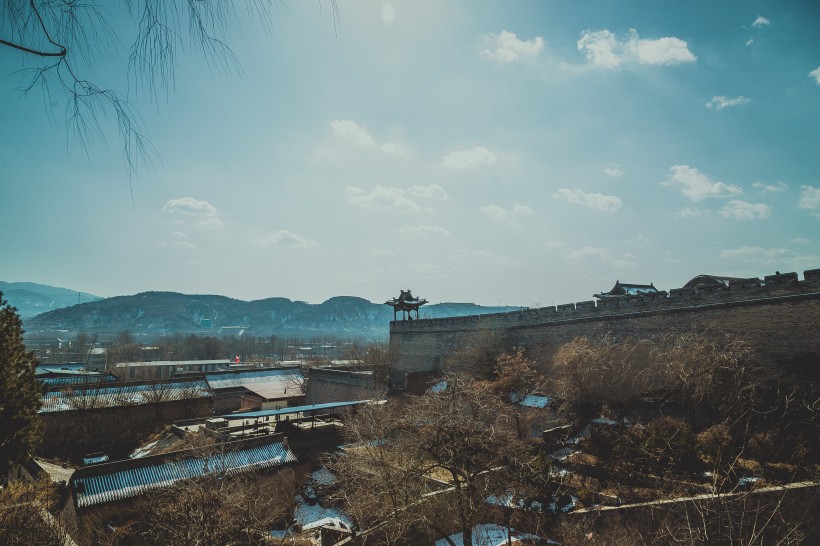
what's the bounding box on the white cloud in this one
[810,67,820,85]
[253,229,318,248]
[480,203,533,222]
[604,164,623,177]
[458,249,524,268]
[553,188,622,213]
[163,197,224,229]
[381,2,395,26]
[567,246,636,268]
[720,246,793,261]
[482,30,544,62]
[196,217,225,230]
[331,119,375,147]
[158,231,196,249]
[381,142,410,155]
[799,185,820,217]
[753,181,787,193]
[745,38,754,47]
[544,240,564,249]
[411,262,464,279]
[512,203,533,216]
[480,205,508,222]
[346,185,445,213]
[577,29,695,69]
[791,238,810,245]
[164,197,218,217]
[706,95,751,110]
[752,16,771,27]
[662,165,742,201]
[720,200,771,220]
[441,146,497,169]
[407,184,448,200]
[399,225,450,237]
[675,207,704,219]
[372,248,396,257]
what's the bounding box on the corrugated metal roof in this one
[73,439,296,507]
[39,381,211,413]
[39,374,119,387]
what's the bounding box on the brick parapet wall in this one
[388,269,820,387]
[305,368,376,405]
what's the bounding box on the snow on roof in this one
[39,381,211,413]
[205,368,304,400]
[435,524,548,546]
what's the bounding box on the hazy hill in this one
[22,291,520,339]
[0,281,101,318]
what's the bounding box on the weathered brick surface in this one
[389,270,820,387]
[305,368,377,404]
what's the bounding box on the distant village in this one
[2,268,819,545]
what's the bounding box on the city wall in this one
[388,269,820,388]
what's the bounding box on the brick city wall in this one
[388,269,820,387]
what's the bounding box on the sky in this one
[1,0,819,307]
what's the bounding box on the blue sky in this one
[1,0,819,306]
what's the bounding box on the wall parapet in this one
[390,269,820,333]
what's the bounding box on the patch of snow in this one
[591,417,618,425]
[129,440,159,459]
[435,523,547,546]
[549,447,576,461]
[511,393,552,408]
[294,495,352,530]
[428,380,448,393]
[311,466,337,486]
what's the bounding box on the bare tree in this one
[0,475,72,546]
[329,355,553,545]
[1,1,337,179]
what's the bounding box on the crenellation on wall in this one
[389,269,820,336]
[805,269,820,284]
[730,278,762,289]
[764,271,799,286]
[388,268,820,387]
[596,298,619,309]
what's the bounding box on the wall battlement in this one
[388,269,820,388]
[391,269,820,334]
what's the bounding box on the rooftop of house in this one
[115,359,232,368]
[70,434,296,508]
[205,367,304,400]
[681,274,761,290]
[594,280,658,299]
[39,379,211,413]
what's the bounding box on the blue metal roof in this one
[40,380,211,413]
[39,374,119,387]
[216,400,373,421]
[73,439,296,507]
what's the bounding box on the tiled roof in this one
[72,437,296,507]
[39,380,211,413]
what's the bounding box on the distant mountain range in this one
[9,283,521,339]
[0,281,101,318]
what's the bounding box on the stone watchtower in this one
[385,290,427,321]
